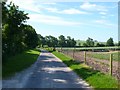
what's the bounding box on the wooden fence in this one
[56,48,119,79]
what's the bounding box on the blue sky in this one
[7,0,118,42]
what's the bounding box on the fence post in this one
[109,53,113,76]
[84,51,86,64]
[67,49,68,55]
[61,47,62,53]
[73,48,74,59]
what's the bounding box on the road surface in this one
[2,50,92,89]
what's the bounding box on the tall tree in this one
[45,35,58,48]
[58,35,66,47]
[23,25,38,48]
[2,2,29,58]
[2,2,38,63]
[86,37,94,47]
[71,38,76,47]
[66,36,71,47]
[38,34,46,47]
[106,37,114,46]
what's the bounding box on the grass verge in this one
[52,51,118,88]
[3,49,40,78]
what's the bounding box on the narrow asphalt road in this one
[2,50,92,89]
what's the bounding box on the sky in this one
[7,0,118,42]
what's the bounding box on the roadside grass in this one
[87,52,119,61]
[52,51,118,88]
[3,49,40,78]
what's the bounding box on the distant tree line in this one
[2,2,39,63]
[38,34,76,49]
[79,37,120,47]
[38,35,119,49]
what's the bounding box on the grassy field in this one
[87,52,119,61]
[52,51,118,88]
[76,40,106,46]
[3,49,40,78]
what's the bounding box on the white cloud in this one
[45,7,58,12]
[41,2,56,5]
[101,16,106,18]
[7,0,43,13]
[28,14,82,26]
[59,8,89,14]
[99,12,107,15]
[94,19,117,28]
[80,2,108,12]
[95,20,106,24]
[46,8,89,14]
[110,14,115,17]
[7,0,88,15]
[110,5,117,9]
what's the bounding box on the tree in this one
[38,34,46,47]
[83,43,88,47]
[96,43,105,47]
[86,37,94,47]
[45,35,58,50]
[2,2,38,63]
[23,25,38,48]
[66,36,71,47]
[2,2,29,60]
[58,35,66,47]
[106,37,114,46]
[50,36,58,50]
[71,38,76,47]
[78,42,81,46]
[2,2,9,25]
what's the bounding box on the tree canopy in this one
[106,37,114,46]
[2,2,38,63]
[37,35,76,48]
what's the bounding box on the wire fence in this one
[56,48,119,79]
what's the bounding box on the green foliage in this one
[58,35,76,47]
[38,34,46,47]
[45,35,58,48]
[83,43,88,47]
[76,40,107,47]
[58,35,66,47]
[96,43,105,47]
[66,36,76,47]
[37,35,76,48]
[106,37,114,46]
[52,51,118,88]
[86,37,94,47]
[2,2,38,63]
[23,25,38,48]
[78,42,81,46]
